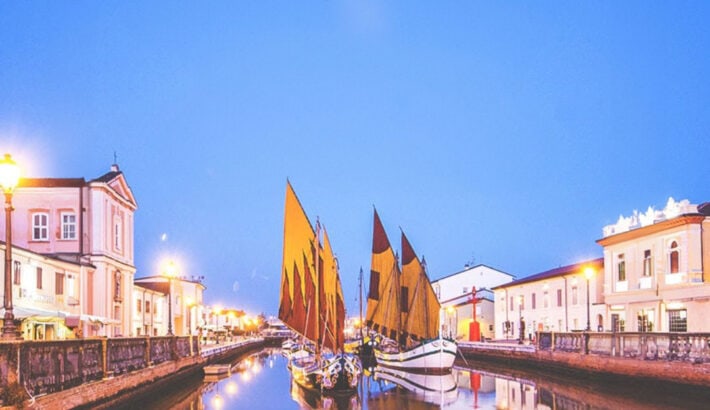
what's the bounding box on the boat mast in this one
[359,267,364,341]
[315,218,321,359]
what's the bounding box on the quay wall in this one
[0,337,265,409]
[459,331,710,388]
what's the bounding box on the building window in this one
[543,291,549,308]
[668,309,687,332]
[137,299,142,313]
[532,293,536,309]
[61,212,77,240]
[556,289,562,307]
[571,286,578,305]
[13,261,21,285]
[617,254,626,281]
[55,272,64,295]
[114,215,123,251]
[32,212,49,241]
[146,300,151,314]
[36,267,43,290]
[510,296,514,311]
[643,249,652,277]
[669,241,679,273]
[114,271,122,301]
[368,270,380,300]
[462,286,468,294]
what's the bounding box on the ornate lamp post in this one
[584,267,595,332]
[0,154,20,340]
[163,260,177,336]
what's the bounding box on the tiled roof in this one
[492,257,604,290]
[91,170,121,183]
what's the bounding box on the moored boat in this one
[277,182,361,395]
[365,209,457,373]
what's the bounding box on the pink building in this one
[0,164,137,338]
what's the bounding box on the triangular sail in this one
[365,209,402,341]
[321,227,345,351]
[279,182,318,342]
[279,182,345,351]
[401,231,440,347]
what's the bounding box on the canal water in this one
[121,347,710,409]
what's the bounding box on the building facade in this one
[432,264,514,341]
[132,283,165,337]
[1,164,137,338]
[493,258,605,341]
[597,198,710,333]
[134,276,206,337]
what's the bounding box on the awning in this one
[0,306,70,319]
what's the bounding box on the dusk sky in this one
[2,2,708,316]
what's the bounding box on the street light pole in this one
[584,267,595,332]
[0,154,20,340]
[164,261,177,336]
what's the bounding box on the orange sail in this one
[278,182,345,352]
[400,231,440,347]
[279,182,317,341]
[365,209,402,341]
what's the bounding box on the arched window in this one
[669,241,679,273]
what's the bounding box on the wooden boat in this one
[365,209,457,373]
[203,364,231,376]
[277,182,361,395]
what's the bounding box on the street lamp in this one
[584,267,595,332]
[163,260,177,336]
[0,154,20,340]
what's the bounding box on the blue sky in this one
[2,2,709,316]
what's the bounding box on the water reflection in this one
[117,347,710,410]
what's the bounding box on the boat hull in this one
[290,353,362,396]
[374,339,457,373]
[373,366,458,405]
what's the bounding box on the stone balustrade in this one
[537,331,710,363]
[0,335,201,401]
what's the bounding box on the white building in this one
[134,276,205,337]
[597,198,710,332]
[432,264,514,341]
[493,258,605,340]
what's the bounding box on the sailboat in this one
[278,182,361,395]
[365,209,457,373]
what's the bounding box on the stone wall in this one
[0,335,201,406]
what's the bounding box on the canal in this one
[116,347,710,409]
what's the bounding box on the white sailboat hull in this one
[375,338,457,373]
[374,366,458,405]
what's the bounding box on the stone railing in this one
[537,331,710,363]
[0,335,201,399]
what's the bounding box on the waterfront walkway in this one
[458,332,710,388]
